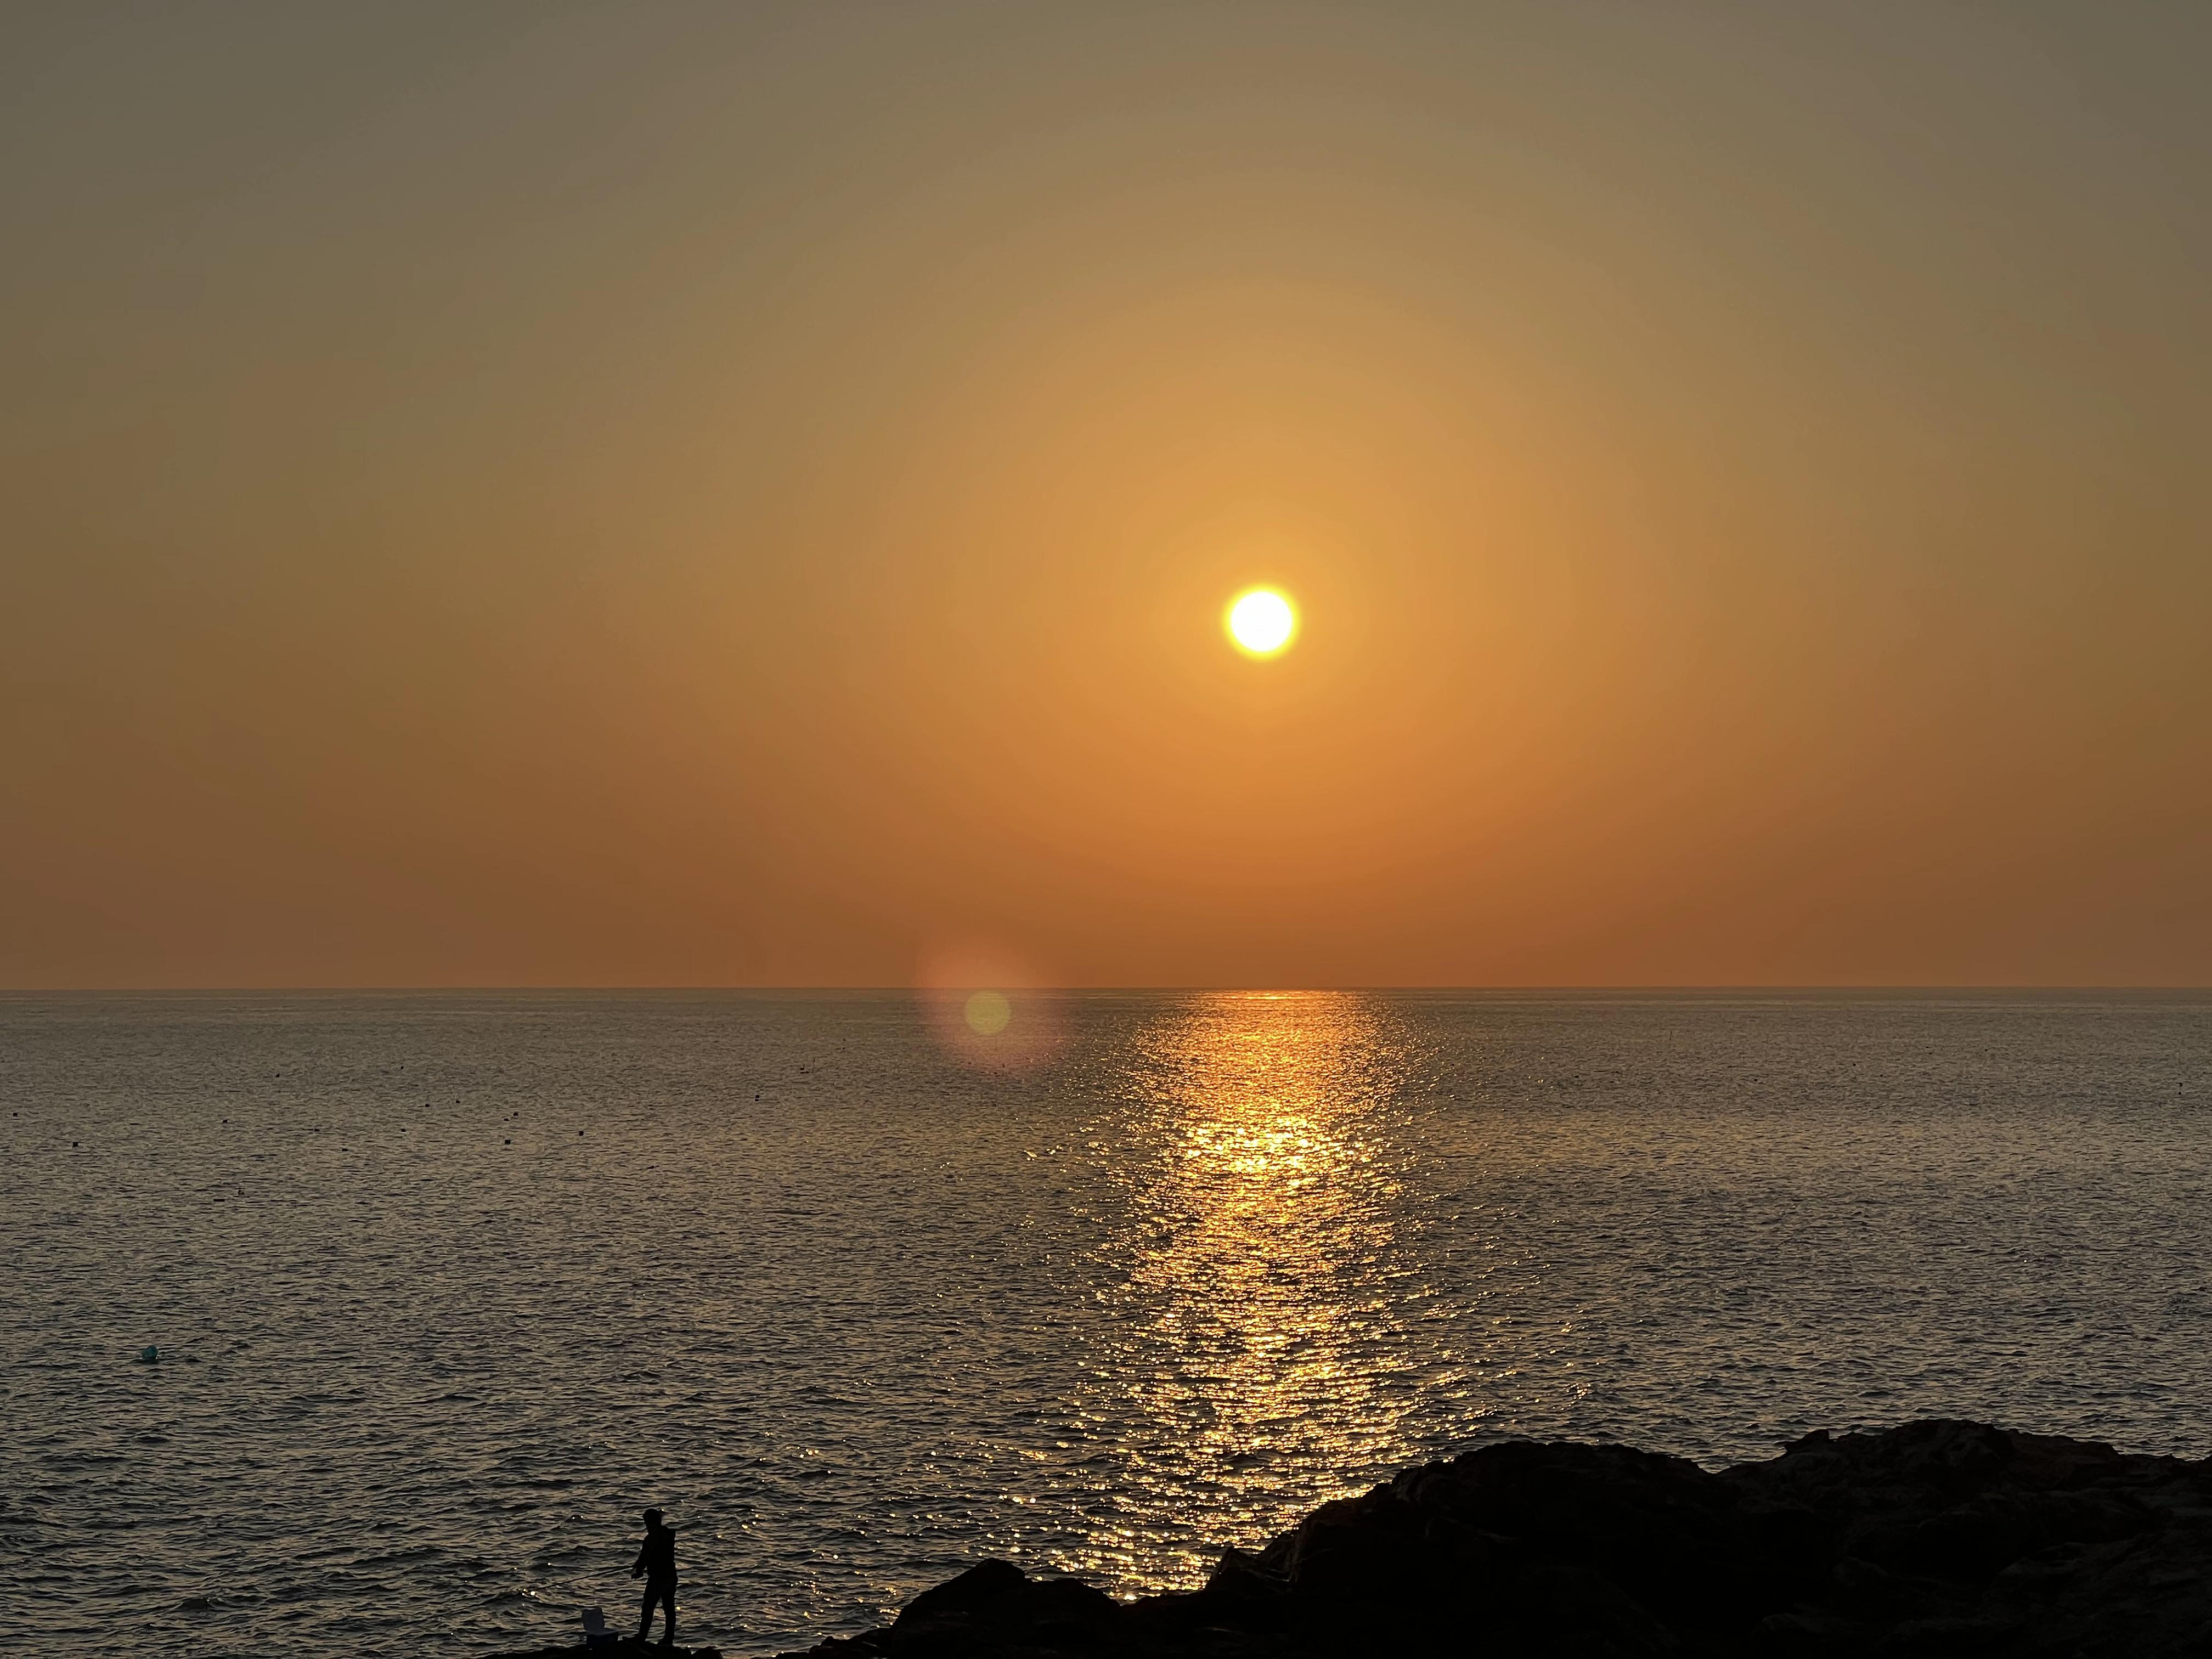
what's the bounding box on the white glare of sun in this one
[1227,588,1297,656]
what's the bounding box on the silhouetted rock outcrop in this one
[492,1641,722,1658]
[773,1420,2212,1657]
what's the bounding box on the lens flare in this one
[918,943,1066,1073]
[1226,587,1297,657]
[964,990,1012,1035]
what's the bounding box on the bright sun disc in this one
[1226,588,1297,656]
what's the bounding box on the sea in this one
[4,990,2209,1655]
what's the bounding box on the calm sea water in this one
[4,990,2209,1655]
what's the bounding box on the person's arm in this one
[631,1539,647,1578]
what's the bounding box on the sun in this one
[1226,586,1297,657]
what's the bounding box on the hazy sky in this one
[3,2,2207,988]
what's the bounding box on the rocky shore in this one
[503,1420,2212,1658]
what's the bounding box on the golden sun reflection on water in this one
[1067,991,1430,1586]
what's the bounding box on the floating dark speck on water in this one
[137,1345,159,1364]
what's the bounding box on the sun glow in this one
[1226,587,1297,657]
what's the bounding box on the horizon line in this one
[4,983,2208,996]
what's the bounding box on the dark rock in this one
[763,1420,2212,1658]
[489,1645,722,1658]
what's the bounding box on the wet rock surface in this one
[768,1420,2212,1657]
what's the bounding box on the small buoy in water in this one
[138,1345,159,1364]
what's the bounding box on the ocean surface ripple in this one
[3,990,2208,1655]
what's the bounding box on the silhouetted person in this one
[632,1506,678,1647]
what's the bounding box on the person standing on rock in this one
[631,1506,679,1647]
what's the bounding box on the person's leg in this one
[639,1580,675,1644]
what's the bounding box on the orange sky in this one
[3,3,2207,988]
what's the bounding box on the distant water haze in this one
[7,990,2209,1655]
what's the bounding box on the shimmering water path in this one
[4,991,2208,1654]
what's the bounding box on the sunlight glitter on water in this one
[1062,994,1424,1584]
